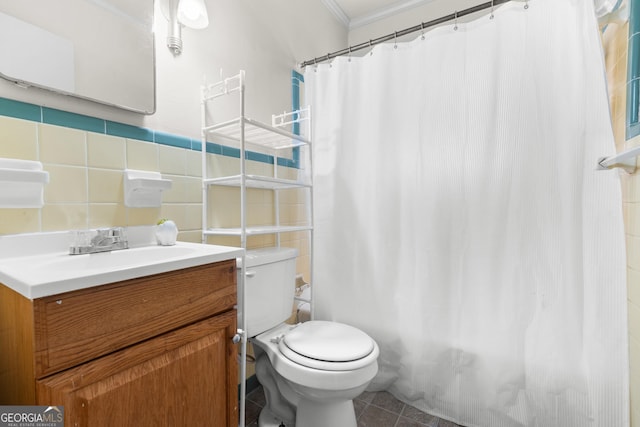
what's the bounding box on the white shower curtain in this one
[305,1,629,426]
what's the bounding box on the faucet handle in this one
[92,227,124,244]
[109,227,127,242]
[115,227,129,244]
[69,227,128,254]
[95,227,124,237]
[91,229,109,245]
[70,229,92,247]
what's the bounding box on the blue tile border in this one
[291,70,305,166]
[0,98,41,122]
[291,70,304,137]
[0,96,299,168]
[105,121,154,142]
[154,130,191,149]
[42,107,105,133]
[627,0,640,140]
[222,145,241,158]
[206,142,222,155]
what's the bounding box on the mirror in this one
[0,0,155,114]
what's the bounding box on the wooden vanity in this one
[0,259,239,426]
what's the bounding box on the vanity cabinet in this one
[0,259,238,427]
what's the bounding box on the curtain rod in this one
[299,0,517,68]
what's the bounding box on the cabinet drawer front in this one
[33,260,236,378]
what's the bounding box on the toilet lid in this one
[281,321,375,364]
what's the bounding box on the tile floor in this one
[244,385,465,427]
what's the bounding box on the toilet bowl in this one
[239,248,379,427]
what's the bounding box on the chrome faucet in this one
[69,227,129,255]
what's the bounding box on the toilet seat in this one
[278,321,376,371]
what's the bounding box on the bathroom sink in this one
[0,230,244,299]
[40,245,199,272]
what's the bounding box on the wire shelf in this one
[204,225,313,236]
[204,117,310,150]
[204,174,311,190]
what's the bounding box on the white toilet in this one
[239,247,379,427]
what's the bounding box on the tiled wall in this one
[0,98,311,281]
[0,100,201,240]
[602,19,640,427]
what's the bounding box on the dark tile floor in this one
[244,385,465,427]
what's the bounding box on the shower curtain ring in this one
[490,0,495,19]
[454,11,459,31]
[348,46,352,62]
[421,22,425,40]
[524,0,529,9]
[394,31,398,49]
[369,39,374,56]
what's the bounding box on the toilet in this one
[239,247,379,427]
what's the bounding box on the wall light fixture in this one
[161,0,209,55]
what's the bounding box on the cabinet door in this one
[37,311,238,427]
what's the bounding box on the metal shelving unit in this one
[200,70,313,427]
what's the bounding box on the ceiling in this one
[321,0,436,29]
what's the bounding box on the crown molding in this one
[349,0,435,30]
[320,0,350,27]
[320,0,435,30]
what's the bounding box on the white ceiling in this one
[321,0,435,29]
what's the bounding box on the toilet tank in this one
[237,247,298,337]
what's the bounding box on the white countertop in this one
[0,228,244,299]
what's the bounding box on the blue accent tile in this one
[631,0,640,35]
[155,130,191,149]
[627,0,640,139]
[290,69,303,168]
[278,157,297,168]
[629,33,640,82]
[628,121,640,140]
[0,97,41,122]
[206,142,222,155]
[222,146,241,158]
[291,70,304,83]
[42,107,105,133]
[292,70,302,137]
[628,78,640,125]
[106,121,154,142]
[628,79,640,139]
[247,151,274,164]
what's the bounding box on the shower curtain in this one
[305,1,629,426]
